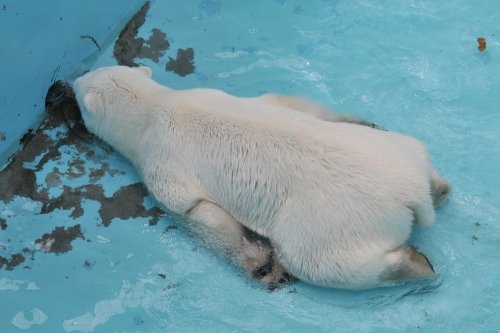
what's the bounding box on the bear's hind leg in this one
[186,200,290,288]
[379,245,435,284]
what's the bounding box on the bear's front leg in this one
[186,200,292,289]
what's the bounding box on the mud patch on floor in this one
[0,80,165,270]
[113,1,150,66]
[37,182,163,226]
[35,225,84,254]
[0,248,37,271]
[89,162,125,183]
[40,184,103,219]
[113,2,170,66]
[113,1,196,78]
[0,253,25,271]
[137,28,170,63]
[99,183,165,226]
[166,48,195,77]
[0,81,89,204]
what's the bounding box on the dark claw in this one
[252,252,274,279]
[267,283,279,291]
[268,273,296,291]
[278,272,293,284]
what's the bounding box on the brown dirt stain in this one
[166,48,195,77]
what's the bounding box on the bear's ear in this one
[83,92,101,114]
[137,66,152,78]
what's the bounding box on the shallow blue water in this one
[1,1,499,332]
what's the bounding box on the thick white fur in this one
[74,66,447,289]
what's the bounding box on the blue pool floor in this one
[1,1,500,332]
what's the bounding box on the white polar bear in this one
[73,66,449,289]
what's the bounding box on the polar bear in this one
[73,65,449,289]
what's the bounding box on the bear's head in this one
[73,65,152,137]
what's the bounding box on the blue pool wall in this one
[0,0,146,167]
